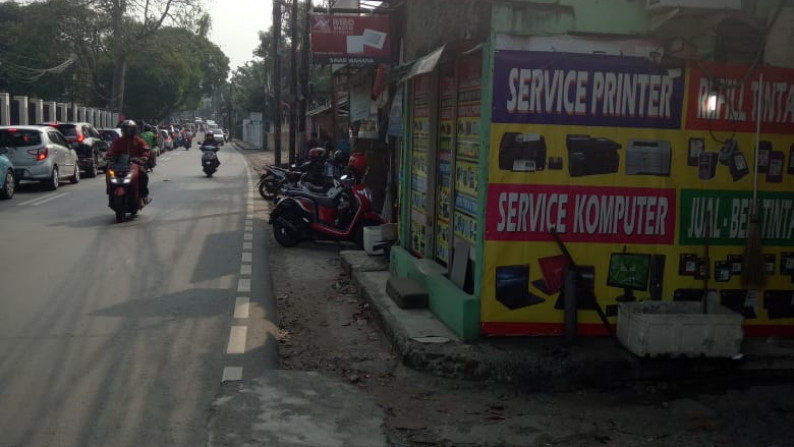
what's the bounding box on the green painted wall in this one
[391,246,481,341]
[492,0,648,36]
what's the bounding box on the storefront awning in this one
[400,44,446,82]
[394,40,484,83]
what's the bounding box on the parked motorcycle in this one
[258,149,349,200]
[258,163,311,200]
[106,154,146,223]
[269,153,382,247]
[201,144,220,177]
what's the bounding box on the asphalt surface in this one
[0,140,278,447]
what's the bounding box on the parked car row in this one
[0,122,122,200]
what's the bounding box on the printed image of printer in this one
[566,134,621,177]
[625,140,672,176]
[498,132,547,172]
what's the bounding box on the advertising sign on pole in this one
[310,14,390,65]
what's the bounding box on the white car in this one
[0,125,80,190]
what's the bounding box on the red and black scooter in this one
[269,153,383,247]
[106,154,146,223]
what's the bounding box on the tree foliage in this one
[0,0,228,121]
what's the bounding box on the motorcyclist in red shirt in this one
[108,120,151,203]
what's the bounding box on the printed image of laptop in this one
[495,265,545,310]
[362,29,387,50]
[531,255,570,295]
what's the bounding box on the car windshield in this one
[0,129,42,147]
[100,131,118,142]
[56,125,78,137]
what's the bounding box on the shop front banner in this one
[481,49,794,337]
[493,51,685,129]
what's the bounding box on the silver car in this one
[0,125,80,190]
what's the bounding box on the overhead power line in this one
[0,53,78,83]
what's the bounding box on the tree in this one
[0,0,99,101]
[82,0,204,114]
[122,25,228,120]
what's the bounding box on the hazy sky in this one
[206,0,273,71]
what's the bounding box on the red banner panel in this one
[310,14,390,65]
[485,184,677,245]
[686,62,794,135]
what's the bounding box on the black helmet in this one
[121,120,137,138]
[143,124,154,133]
[333,150,350,166]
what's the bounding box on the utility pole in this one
[228,77,233,140]
[272,0,282,166]
[299,0,312,160]
[289,0,298,164]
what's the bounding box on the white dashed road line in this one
[18,192,68,207]
[234,297,250,319]
[221,366,243,382]
[226,326,248,354]
[237,278,251,293]
[221,149,258,383]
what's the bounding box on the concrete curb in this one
[342,251,794,388]
[231,139,263,151]
[352,269,640,388]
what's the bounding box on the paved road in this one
[0,141,278,447]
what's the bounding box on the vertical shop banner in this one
[481,48,794,337]
[436,76,455,265]
[454,52,483,246]
[310,14,390,65]
[410,75,431,257]
[686,63,794,135]
[387,87,404,136]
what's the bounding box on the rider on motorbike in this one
[140,124,158,169]
[201,131,221,168]
[108,120,151,204]
[202,131,219,147]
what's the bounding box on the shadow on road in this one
[89,287,232,319]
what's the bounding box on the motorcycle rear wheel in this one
[273,213,301,247]
[258,175,277,200]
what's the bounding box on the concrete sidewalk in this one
[231,138,263,151]
[341,250,794,388]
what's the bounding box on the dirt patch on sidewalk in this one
[239,146,794,447]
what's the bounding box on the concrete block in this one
[617,301,744,358]
[387,276,428,309]
[340,250,388,276]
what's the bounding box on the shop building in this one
[388,0,794,341]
